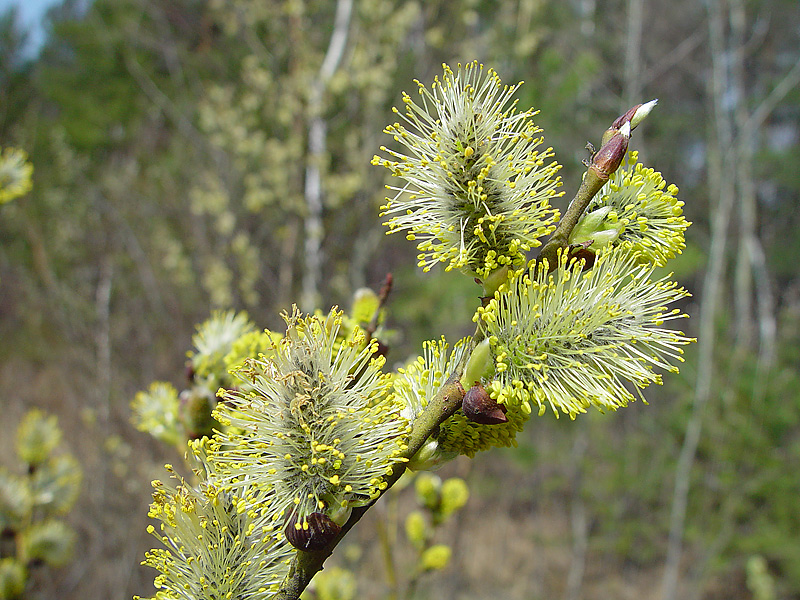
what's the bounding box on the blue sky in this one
[1,0,61,52]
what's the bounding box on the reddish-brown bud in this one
[284,512,342,551]
[568,245,596,270]
[567,240,597,270]
[612,104,641,130]
[462,383,508,425]
[591,122,630,179]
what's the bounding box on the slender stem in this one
[365,273,393,345]
[536,168,607,268]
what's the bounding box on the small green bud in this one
[569,206,612,244]
[320,498,353,527]
[440,477,469,518]
[569,206,624,252]
[404,510,428,550]
[418,544,452,572]
[0,558,27,599]
[481,266,511,297]
[414,473,441,510]
[460,339,495,390]
[407,440,458,472]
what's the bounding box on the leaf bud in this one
[601,99,657,145]
[459,339,495,391]
[462,383,508,425]
[590,122,630,180]
[480,266,511,298]
[407,439,458,472]
[284,511,342,552]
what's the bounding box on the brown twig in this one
[365,273,393,344]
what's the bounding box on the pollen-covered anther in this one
[462,382,508,425]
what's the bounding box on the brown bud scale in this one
[462,383,508,425]
[612,104,641,130]
[284,511,342,551]
[590,130,629,179]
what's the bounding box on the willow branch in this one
[537,109,643,268]
[536,168,608,268]
[273,371,467,600]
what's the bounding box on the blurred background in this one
[1,0,799,599]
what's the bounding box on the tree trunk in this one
[661,2,736,598]
[301,0,354,311]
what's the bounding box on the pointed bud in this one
[591,122,630,180]
[284,511,342,551]
[462,383,508,425]
[631,99,658,129]
[602,99,658,145]
[611,104,641,131]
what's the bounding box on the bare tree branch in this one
[301,0,354,311]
